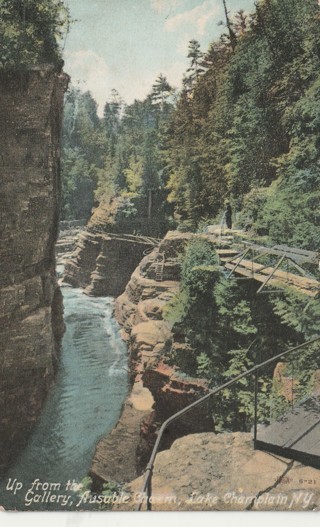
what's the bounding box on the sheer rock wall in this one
[0,67,68,474]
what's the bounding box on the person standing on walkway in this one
[225,202,232,229]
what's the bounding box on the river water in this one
[0,285,129,511]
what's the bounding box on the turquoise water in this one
[0,286,129,511]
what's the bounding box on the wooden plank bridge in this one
[87,223,319,296]
[217,241,320,297]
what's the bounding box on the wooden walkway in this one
[256,393,320,468]
[224,258,319,296]
[218,243,320,297]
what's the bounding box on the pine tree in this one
[151,74,172,111]
[221,0,237,51]
[186,39,206,88]
[103,89,124,157]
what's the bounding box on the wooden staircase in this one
[155,256,165,282]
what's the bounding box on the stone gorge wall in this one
[0,67,68,474]
[90,232,215,485]
[63,195,169,298]
[63,231,155,297]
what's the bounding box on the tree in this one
[151,73,173,111]
[186,39,206,87]
[61,149,95,220]
[103,89,124,158]
[61,87,107,220]
[0,0,70,68]
[221,0,237,51]
[233,9,250,38]
[94,88,174,230]
[103,90,124,134]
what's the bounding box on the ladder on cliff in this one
[155,255,165,282]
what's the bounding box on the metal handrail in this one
[84,227,161,246]
[136,335,320,510]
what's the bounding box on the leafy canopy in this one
[0,0,70,68]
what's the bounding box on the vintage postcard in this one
[0,0,319,515]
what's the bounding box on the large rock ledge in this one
[90,381,154,485]
[115,432,320,511]
[0,67,68,474]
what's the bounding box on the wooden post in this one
[148,189,152,220]
[254,370,258,446]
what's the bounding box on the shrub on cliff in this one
[181,238,219,290]
[0,0,70,69]
[164,238,257,379]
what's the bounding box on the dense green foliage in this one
[0,0,69,68]
[164,239,258,380]
[164,238,319,431]
[163,0,320,248]
[61,0,320,249]
[61,88,105,219]
[94,83,174,231]
[61,78,175,232]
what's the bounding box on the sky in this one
[63,0,256,116]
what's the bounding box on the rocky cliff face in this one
[55,220,86,262]
[0,67,68,474]
[90,232,215,484]
[64,231,155,297]
[63,195,171,297]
